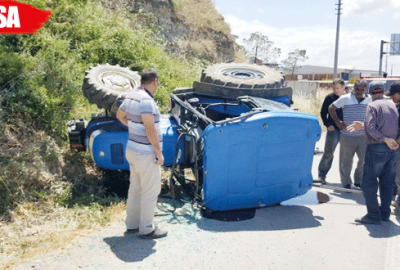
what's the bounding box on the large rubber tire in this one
[193,81,292,99]
[82,64,141,111]
[200,63,285,89]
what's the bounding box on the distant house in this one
[284,65,379,82]
[249,57,263,65]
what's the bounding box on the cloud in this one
[394,12,400,19]
[257,9,265,13]
[343,0,400,16]
[224,14,387,71]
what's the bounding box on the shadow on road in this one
[155,190,326,232]
[103,235,156,262]
[359,220,400,238]
[193,204,322,232]
[328,187,365,205]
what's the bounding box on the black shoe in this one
[354,183,361,188]
[314,148,324,155]
[126,228,139,234]
[344,184,351,189]
[140,228,168,239]
[355,216,381,225]
[314,176,326,184]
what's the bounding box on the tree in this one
[281,49,309,77]
[243,32,281,64]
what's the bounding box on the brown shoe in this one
[140,228,167,239]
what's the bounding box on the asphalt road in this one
[15,132,400,270]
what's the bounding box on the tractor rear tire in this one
[82,64,141,111]
[200,63,285,89]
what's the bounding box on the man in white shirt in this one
[328,80,372,189]
[116,68,167,239]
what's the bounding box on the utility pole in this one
[379,40,386,76]
[385,54,388,73]
[380,40,400,75]
[333,0,342,79]
[254,44,258,64]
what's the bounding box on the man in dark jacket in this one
[317,78,345,183]
[385,81,400,215]
[351,81,399,224]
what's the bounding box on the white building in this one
[284,65,379,82]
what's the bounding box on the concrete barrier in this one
[288,80,331,99]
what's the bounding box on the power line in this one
[341,16,367,54]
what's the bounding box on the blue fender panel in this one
[90,131,130,170]
[202,111,321,211]
[269,95,291,106]
[89,116,184,170]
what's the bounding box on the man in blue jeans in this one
[349,81,399,224]
[317,78,345,183]
[385,81,400,215]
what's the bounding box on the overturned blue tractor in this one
[68,63,321,212]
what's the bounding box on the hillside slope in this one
[104,0,236,62]
[0,0,239,268]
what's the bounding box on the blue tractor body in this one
[84,116,184,170]
[69,88,320,211]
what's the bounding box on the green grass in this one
[0,0,201,139]
[0,0,238,267]
[0,0,203,266]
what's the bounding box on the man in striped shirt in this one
[328,80,372,189]
[116,68,167,239]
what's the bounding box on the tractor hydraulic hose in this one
[169,132,186,199]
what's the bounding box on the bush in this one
[0,0,200,138]
[0,0,204,222]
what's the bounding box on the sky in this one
[213,0,400,76]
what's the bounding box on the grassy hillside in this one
[0,0,203,136]
[174,0,232,36]
[0,1,325,267]
[0,0,220,267]
[172,0,233,60]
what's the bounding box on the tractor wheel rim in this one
[100,72,137,91]
[220,68,267,80]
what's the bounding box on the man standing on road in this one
[328,80,372,189]
[317,78,345,183]
[384,81,400,215]
[116,68,167,239]
[349,81,399,224]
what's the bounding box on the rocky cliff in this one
[105,0,236,63]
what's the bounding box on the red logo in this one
[0,0,52,34]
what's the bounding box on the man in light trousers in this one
[117,68,167,239]
[328,80,372,189]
